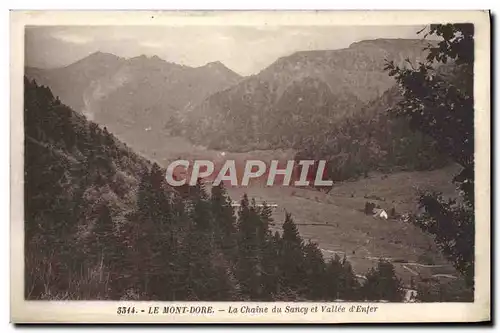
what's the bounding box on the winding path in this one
[319,248,457,279]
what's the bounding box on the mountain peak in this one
[67,51,123,70]
[199,61,242,78]
[130,54,149,61]
[86,51,122,61]
[202,61,231,71]
[128,54,177,67]
[206,60,224,67]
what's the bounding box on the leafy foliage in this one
[384,24,475,289]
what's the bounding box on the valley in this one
[111,126,461,287]
[24,35,470,297]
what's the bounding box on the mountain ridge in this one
[173,38,435,153]
[25,51,243,137]
[26,38,439,170]
[28,51,241,75]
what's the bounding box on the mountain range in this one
[23,35,469,302]
[25,38,436,156]
[175,38,435,151]
[25,51,242,137]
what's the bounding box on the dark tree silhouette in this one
[279,213,306,293]
[385,24,475,288]
[210,183,237,260]
[24,77,418,302]
[361,260,403,302]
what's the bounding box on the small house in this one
[373,208,388,219]
[403,288,418,303]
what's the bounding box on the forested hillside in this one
[293,87,448,182]
[25,52,242,135]
[25,77,414,301]
[171,39,433,147]
[25,40,449,183]
[166,39,448,181]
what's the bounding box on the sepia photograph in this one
[10,10,491,323]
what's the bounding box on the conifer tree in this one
[269,231,284,296]
[255,203,281,300]
[303,241,326,300]
[92,203,130,298]
[176,218,236,301]
[324,254,343,300]
[148,164,184,300]
[210,183,237,260]
[279,212,305,294]
[189,178,212,231]
[258,202,273,243]
[134,166,161,296]
[361,260,403,301]
[93,204,115,261]
[137,168,153,219]
[148,163,171,223]
[235,194,261,299]
[338,257,361,300]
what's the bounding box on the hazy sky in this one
[25,25,429,76]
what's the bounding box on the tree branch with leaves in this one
[385,24,475,290]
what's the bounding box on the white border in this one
[8,10,491,324]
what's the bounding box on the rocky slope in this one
[25,52,243,136]
[174,38,435,151]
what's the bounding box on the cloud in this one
[26,25,429,75]
[140,41,164,49]
[50,30,94,45]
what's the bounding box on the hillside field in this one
[225,164,462,285]
[120,131,463,287]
